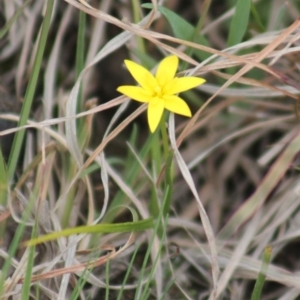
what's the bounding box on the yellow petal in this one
[155,56,178,87]
[164,77,206,95]
[124,60,157,92]
[147,98,165,132]
[163,95,191,117]
[117,86,152,102]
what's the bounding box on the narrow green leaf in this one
[76,10,89,151]
[8,0,54,181]
[116,244,140,300]
[105,258,110,300]
[0,150,8,242]
[0,150,8,206]
[227,0,251,47]
[24,217,154,246]
[131,0,146,52]
[70,266,92,300]
[251,246,272,300]
[76,11,86,81]
[0,0,32,39]
[21,218,39,299]
[142,4,210,60]
[163,152,174,218]
[250,1,265,32]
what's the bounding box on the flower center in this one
[154,85,163,97]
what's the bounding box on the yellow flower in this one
[117,55,206,132]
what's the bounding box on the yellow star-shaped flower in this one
[117,55,206,132]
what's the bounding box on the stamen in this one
[154,85,162,96]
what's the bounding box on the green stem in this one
[251,246,272,300]
[160,111,169,160]
[131,0,146,53]
[163,153,174,218]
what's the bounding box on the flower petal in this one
[163,95,191,117]
[117,86,152,102]
[147,98,165,132]
[164,77,206,95]
[155,56,178,87]
[124,60,157,92]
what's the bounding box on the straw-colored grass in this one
[1,0,300,299]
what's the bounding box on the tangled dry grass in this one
[1,0,300,299]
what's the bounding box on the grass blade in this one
[228,0,251,46]
[24,217,154,246]
[7,0,54,181]
[251,246,272,300]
